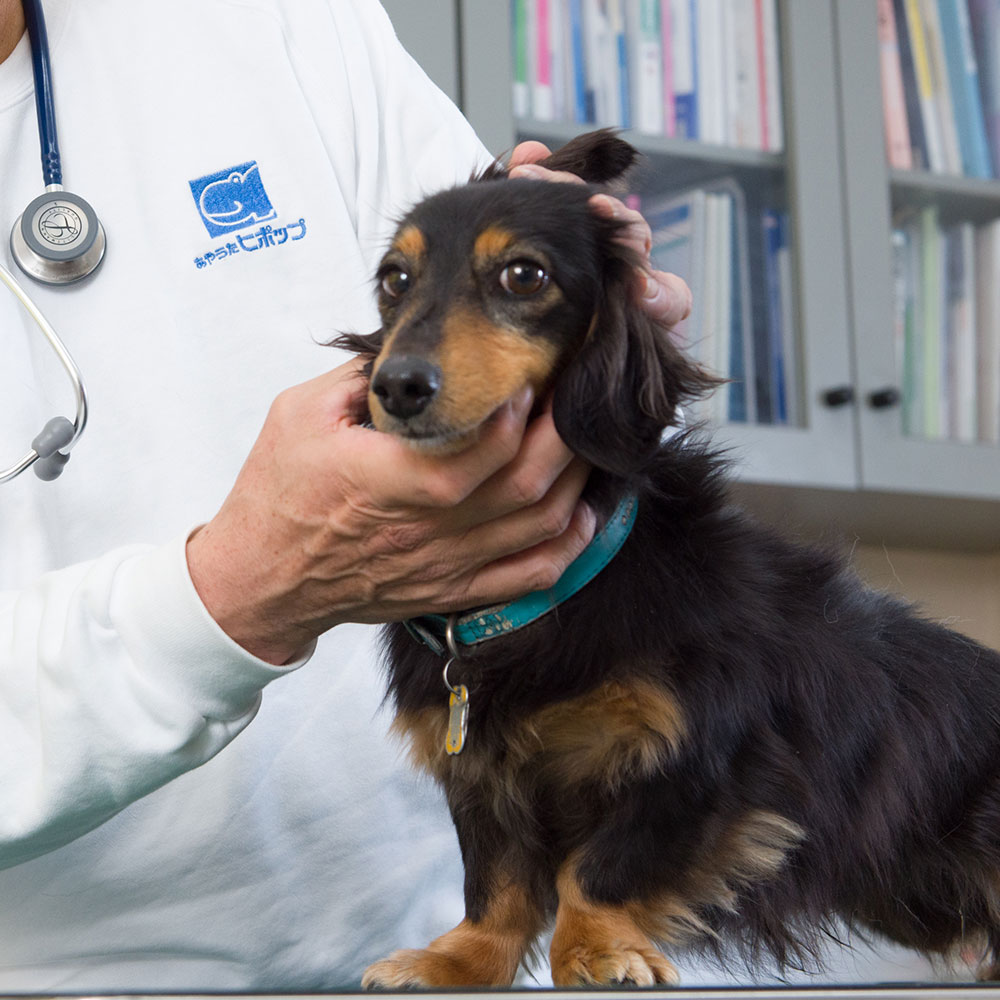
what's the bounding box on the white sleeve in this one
[0,534,309,870]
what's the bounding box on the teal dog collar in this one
[404,492,638,656]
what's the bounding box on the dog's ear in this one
[329,328,384,378]
[536,129,638,184]
[552,253,721,477]
[478,129,638,186]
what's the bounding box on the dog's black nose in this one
[371,356,442,419]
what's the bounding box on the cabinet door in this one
[462,0,859,490]
[837,0,1000,500]
[723,0,858,489]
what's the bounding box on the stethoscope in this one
[1,0,102,483]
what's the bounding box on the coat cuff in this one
[110,534,315,723]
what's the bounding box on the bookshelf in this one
[837,0,1000,517]
[389,1,1000,550]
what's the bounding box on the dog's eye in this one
[499,260,548,296]
[380,267,411,299]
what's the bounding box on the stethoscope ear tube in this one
[23,0,60,188]
[0,260,88,482]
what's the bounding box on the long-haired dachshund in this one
[337,130,1000,988]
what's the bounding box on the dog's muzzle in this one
[371,356,442,419]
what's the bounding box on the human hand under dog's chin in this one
[186,363,594,665]
[508,141,692,341]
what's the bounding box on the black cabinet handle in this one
[868,387,902,409]
[821,385,855,408]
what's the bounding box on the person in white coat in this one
[0,0,690,989]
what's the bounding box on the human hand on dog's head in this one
[185,358,594,665]
[508,141,693,337]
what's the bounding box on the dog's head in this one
[341,131,718,477]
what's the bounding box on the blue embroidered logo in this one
[189,161,276,238]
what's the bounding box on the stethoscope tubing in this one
[2,0,101,484]
[23,0,60,187]
[0,258,88,483]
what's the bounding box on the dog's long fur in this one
[338,131,1000,988]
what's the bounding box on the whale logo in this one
[189,161,277,238]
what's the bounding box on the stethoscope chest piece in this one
[11,188,106,285]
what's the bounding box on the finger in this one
[455,498,597,609]
[508,162,587,186]
[589,193,652,254]
[587,194,694,330]
[509,140,552,168]
[281,356,370,434]
[324,358,375,426]
[340,386,537,510]
[455,452,591,560]
[637,269,694,330]
[339,457,589,619]
[457,401,578,523]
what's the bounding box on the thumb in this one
[320,356,373,429]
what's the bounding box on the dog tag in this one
[446,684,469,755]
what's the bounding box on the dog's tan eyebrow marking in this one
[474,226,517,260]
[392,225,426,260]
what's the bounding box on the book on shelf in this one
[511,0,783,152]
[895,0,950,171]
[968,0,1000,175]
[893,207,1000,443]
[726,0,762,149]
[534,0,555,121]
[891,0,930,168]
[758,207,799,426]
[579,0,621,126]
[890,228,916,433]
[943,222,977,440]
[882,0,997,177]
[512,0,532,118]
[879,0,915,168]
[644,180,799,427]
[646,187,706,353]
[892,226,923,435]
[671,0,698,138]
[919,206,944,439]
[759,0,783,151]
[976,218,1000,443]
[921,0,964,174]
[569,0,590,122]
[938,0,993,176]
[659,0,675,136]
[695,0,726,144]
[630,0,666,133]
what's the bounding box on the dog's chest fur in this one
[395,673,685,801]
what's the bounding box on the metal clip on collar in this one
[442,614,470,756]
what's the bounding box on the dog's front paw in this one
[551,941,680,987]
[361,949,477,990]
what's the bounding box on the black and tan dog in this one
[339,131,1000,988]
